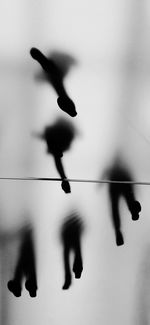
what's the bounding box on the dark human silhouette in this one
[30,47,77,117]
[104,158,141,246]
[7,227,37,297]
[60,213,84,289]
[35,118,76,193]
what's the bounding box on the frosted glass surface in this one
[0,1,150,324]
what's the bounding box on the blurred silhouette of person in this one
[60,212,84,289]
[103,157,141,246]
[30,47,77,117]
[35,118,76,194]
[7,226,37,297]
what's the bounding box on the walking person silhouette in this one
[103,157,141,246]
[60,212,84,289]
[30,47,77,117]
[7,226,37,297]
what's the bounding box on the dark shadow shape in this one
[7,226,37,297]
[60,213,84,290]
[106,158,141,246]
[30,47,77,117]
[50,51,77,78]
[36,118,76,194]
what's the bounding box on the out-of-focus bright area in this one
[1,0,150,324]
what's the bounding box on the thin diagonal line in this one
[0,177,149,185]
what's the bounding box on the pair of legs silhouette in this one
[61,214,83,289]
[109,185,141,246]
[7,229,37,297]
[30,48,77,117]
[8,272,37,298]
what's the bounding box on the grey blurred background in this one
[0,0,150,324]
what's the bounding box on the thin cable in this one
[0,177,149,185]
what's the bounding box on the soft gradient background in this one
[0,0,150,324]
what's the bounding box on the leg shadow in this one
[106,156,141,245]
[34,118,77,194]
[30,47,77,117]
[109,187,124,246]
[123,185,141,221]
[60,213,84,289]
[7,226,37,297]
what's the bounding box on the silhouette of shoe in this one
[73,262,83,278]
[7,280,21,297]
[74,271,82,279]
[25,279,37,297]
[61,180,71,193]
[57,96,77,117]
[116,231,124,246]
[62,277,71,290]
[132,213,139,221]
[131,201,141,221]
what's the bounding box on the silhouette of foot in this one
[25,279,37,297]
[61,180,71,193]
[62,276,71,290]
[73,260,83,278]
[7,280,21,297]
[57,96,77,117]
[131,201,141,221]
[116,231,124,246]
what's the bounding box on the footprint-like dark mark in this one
[7,226,37,297]
[30,47,77,117]
[60,212,84,289]
[103,157,141,246]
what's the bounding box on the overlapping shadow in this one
[35,117,76,193]
[60,212,84,289]
[7,226,37,297]
[104,158,141,246]
[30,47,77,117]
